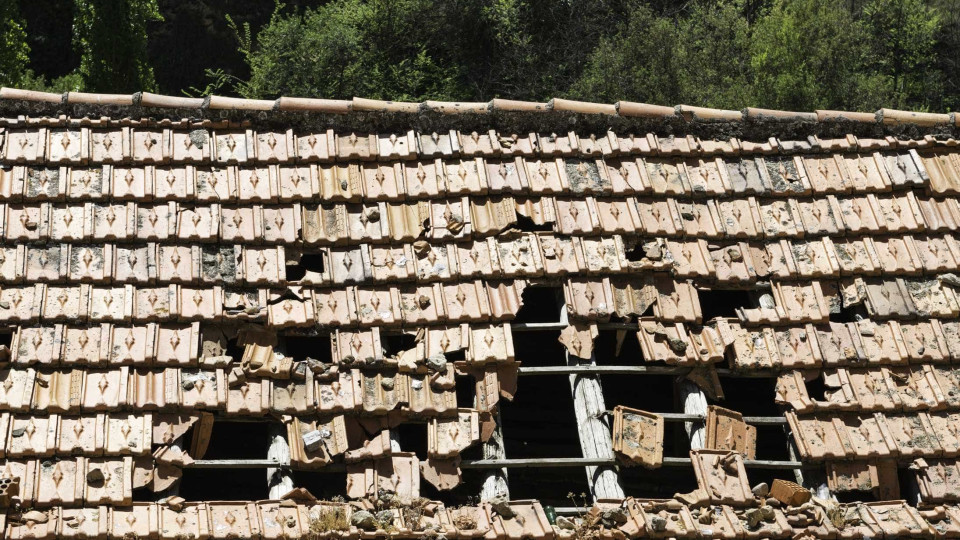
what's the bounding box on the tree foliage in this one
[73,0,163,92]
[861,0,941,109]
[749,0,887,110]
[0,1,31,87]
[571,1,752,108]
[10,0,960,113]
[235,0,462,100]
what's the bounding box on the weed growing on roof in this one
[366,491,438,533]
[399,497,429,531]
[450,505,479,530]
[307,506,350,535]
[565,492,603,540]
[826,504,854,529]
[567,492,589,511]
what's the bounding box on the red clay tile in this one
[296,130,336,163]
[418,130,460,158]
[689,450,753,505]
[345,453,420,500]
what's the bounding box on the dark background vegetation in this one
[1,0,959,111]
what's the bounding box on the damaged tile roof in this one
[4,87,960,539]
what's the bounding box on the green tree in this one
[569,3,680,104]
[73,0,163,92]
[571,0,752,109]
[0,1,31,87]
[861,0,941,109]
[931,0,960,110]
[233,0,629,101]
[482,0,632,101]
[749,0,886,111]
[672,0,753,108]
[236,0,461,100]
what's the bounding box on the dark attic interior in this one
[153,281,803,512]
[2,91,960,540]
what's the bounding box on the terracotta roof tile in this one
[139,92,205,109]
[880,108,951,126]
[66,93,133,107]
[422,101,489,114]
[488,98,547,112]
[815,109,877,123]
[0,87,63,103]
[548,98,617,116]
[352,97,419,114]
[676,104,742,122]
[615,101,675,118]
[7,93,960,525]
[207,95,274,111]
[275,96,352,113]
[744,107,817,122]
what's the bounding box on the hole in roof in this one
[600,373,674,415]
[382,331,416,359]
[201,420,271,460]
[897,466,918,506]
[0,327,13,354]
[455,373,476,408]
[515,213,553,232]
[752,424,792,461]
[698,288,756,321]
[593,328,642,362]
[715,375,779,416]
[394,422,428,460]
[804,373,827,402]
[285,251,326,283]
[508,467,592,508]
[419,470,481,506]
[511,328,564,367]
[292,471,348,500]
[829,302,864,323]
[619,463,698,501]
[498,378,594,506]
[179,467,268,501]
[132,485,158,503]
[821,280,863,323]
[445,348,466,362]
[283,333,332,364]
[500,375,581,460]
[623,239,662,263]
[224,336,244,364]
[199,324,235,359]
[835,489,879,504]
[513,286,561,323]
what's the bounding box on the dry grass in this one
[826,505,847,529]
[450,506,479,530]
[307,506,350,537]
[566,493,603,540]
[399,498,429,531]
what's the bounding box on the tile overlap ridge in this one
[1,87,957,127]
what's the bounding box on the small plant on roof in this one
[307,505,350,537]
[564,492,621,540]
[450,504,479,530]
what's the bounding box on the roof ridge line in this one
[0,86,957,128]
